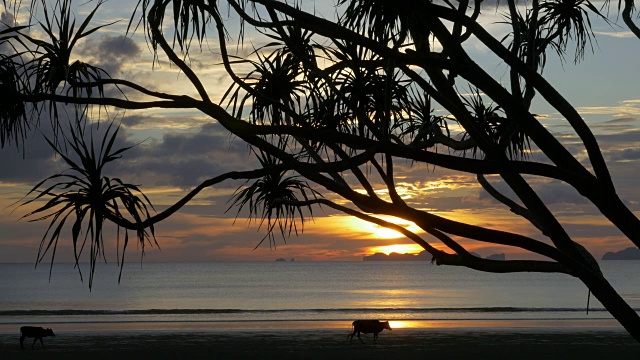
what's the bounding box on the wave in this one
[0,307,619,316]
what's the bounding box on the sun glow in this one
[343,216,424,239]
[369,243,424,255]
[366,226,406,239]
[388,320,411,329]
[388,320,440,329]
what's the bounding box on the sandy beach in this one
[1,323,639,359]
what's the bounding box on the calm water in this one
[1,261,639,327]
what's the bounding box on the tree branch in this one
[428,3,612,188]
[622,0,640,40]
[148,1,211,102]
[22,93,200,110]
[66,78,191,101]
[476,174,544,231]
[281,198,572,275]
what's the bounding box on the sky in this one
[0,0,639,264]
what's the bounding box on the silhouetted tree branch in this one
[3,0,640,341]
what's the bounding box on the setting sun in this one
[369,243,425,255]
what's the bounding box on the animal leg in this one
[40,337,45,349]
[374,332,378,343]
[20,334,25,349]
[357,332,363,344]
[32,337,37,349]
[349,330,355,343]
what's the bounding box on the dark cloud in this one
[608,148,640,161]
[0,11,16,29]
[77,35,141,75]
[153,123,244,156]
[0,110,258,196]
[562,223,626,239]
[595,129,640,144]
[0,125,65,183]
[110,122,256,188]
[121,114,146,128]
[603,117,639,124]
[478,178,515,201]
[478,178,588,206]
[0,112,140,184]
[593,129,640,162]
[0,11,17,53]
[534,181,589,205]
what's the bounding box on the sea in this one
[1,261,639,331]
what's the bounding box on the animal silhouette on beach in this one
[20,326,55,349]
[349,320,392,343]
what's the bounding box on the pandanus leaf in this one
[18,122,155,290]
[227,150,320,248]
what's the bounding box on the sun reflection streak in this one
[388,320,410,329]
[387,320,444,329]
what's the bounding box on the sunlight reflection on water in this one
[1,261,638,326]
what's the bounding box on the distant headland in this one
[363,251,506,261]
[601,247,640,260]
[485,253,506,261]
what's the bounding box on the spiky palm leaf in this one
[391,89,450,146]
[539,0,607,62]
[222,47,309,126]
[321,41,412,139]
[262,25,317,71]
[500,9,563,71]
[1,20,32,148]
[20,122,155,290]
[0,53,29,148]
[460,88,531,160]
[3,0,115,148]
[18,0,113,94]
[311,41,378,136]
[227,151,320,249]
[130,0,220,57]
[338,0,425,48]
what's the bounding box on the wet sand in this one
[1,325,639,359]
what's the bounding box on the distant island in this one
[486,253,506,261]
[363,251,506,261]
[601,247,640,260]
[275,258,295,262]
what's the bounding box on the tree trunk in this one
[579,268,640,342]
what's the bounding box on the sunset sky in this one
[0,0,639,264]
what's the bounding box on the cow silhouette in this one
[349,320,392,343]
[20,326,55,349]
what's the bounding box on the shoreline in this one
[0,318,625,334]
[1,327,639,359]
